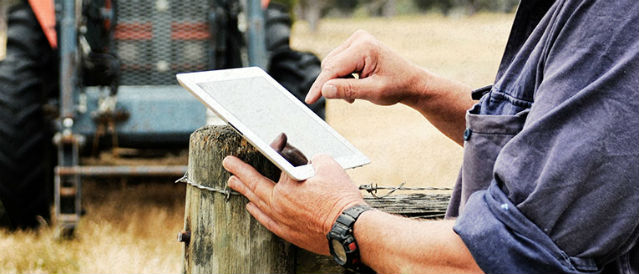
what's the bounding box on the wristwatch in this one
[326,204,374,273]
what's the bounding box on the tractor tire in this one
[0,3,57,229]
[268,49,325,119]
[265,3,325,119]
[265,2,292,53]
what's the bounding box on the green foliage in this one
[270,0,297,20]
[316,0,518,17]
[334,0,360,13]
[414,0,455,14]
[473,0,519,12]
[271,0,297,10]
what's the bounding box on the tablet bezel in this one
[177,67,370,180]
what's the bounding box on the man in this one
[223,0,638,272]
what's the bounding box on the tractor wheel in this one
[268,49,326,118]
[265,2,292,53]
[265,3,325,118]
[0,3,57,229]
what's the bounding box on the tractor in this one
[0,0,324,235]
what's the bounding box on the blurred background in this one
[291,0,517,30]
[0,0,514,272]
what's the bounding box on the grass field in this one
[0,13,513,273]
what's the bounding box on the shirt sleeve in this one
[454,0,639,272]
[454,183,599,273]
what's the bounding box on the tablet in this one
[177,67,370,180]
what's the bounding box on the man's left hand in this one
[222,154,365,255]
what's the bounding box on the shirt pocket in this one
[458,103,529,212]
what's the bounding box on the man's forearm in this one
[354,209,482,274]
[402,67,475,146]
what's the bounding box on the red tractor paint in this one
[28,0,57,48]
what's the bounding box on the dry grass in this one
[0,13,513,273]
[0,182,185,273]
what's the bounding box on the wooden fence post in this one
[181,125,292,274]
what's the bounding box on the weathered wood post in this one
[181,125,292,273]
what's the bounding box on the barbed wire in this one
[359,182,453,198]
[175,172,239,201]
[176,172,452,199]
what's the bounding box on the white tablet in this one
[177,67,370,180]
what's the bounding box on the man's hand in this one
[305,30,474,145]
[222,154,365,255]
[305,30,424,106]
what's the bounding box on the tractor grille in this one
[114,0,214,85]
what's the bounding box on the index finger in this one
[305,33,367,105]
[305,66,350,104]
[222,156,275,201]
[305,50,364,104]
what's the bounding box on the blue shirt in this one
[446,0,639,273]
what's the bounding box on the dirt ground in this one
[0,13,513,273]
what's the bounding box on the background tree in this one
[296,0,329,31]
[292,0,518,32]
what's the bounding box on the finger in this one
[322,33,357,62]
[307,30,377,104]
[227,176,270,211]
[323,29,369,62]
[282,147,308,166]
[306,62,362,104]
[306,69,337,104]
[269,133,287,152]
[246,202,285,236]
[321,77,380,102]
[306,45,367,104]
[227,176,270,210]
[281,141,308,166]
[223,156,275,200]
[223,156,268,182]
[308,43,375,103]
[322,42,350,66]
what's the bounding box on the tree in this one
[297,0,329,31]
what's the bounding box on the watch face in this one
[331,239,347,265]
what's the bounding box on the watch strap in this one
[342,204,372,223]
[327,204,373,273]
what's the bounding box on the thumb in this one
[322,78,379,103]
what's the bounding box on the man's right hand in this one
[305,30,426,106]
[306,29,474,145]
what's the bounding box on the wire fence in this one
[359,182,452,198]
[177,172,453,219]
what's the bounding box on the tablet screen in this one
[197,76,352,166]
